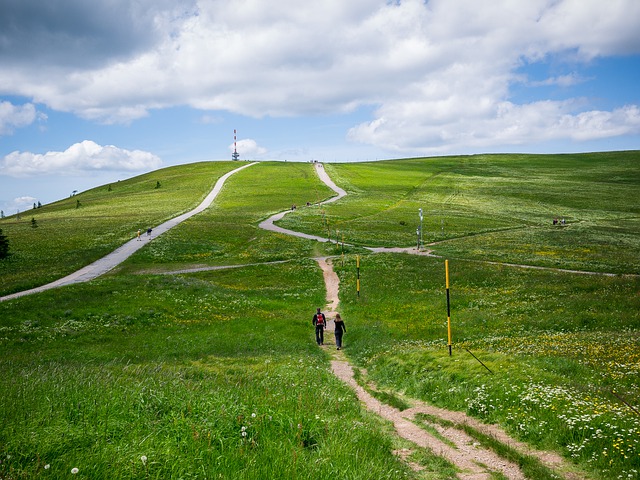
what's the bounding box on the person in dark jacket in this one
[334,313,346,350]
[312,307,326,345]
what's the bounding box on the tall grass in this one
[0,261,417,479]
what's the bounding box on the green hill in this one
[1,152,638,479]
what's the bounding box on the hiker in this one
[147,227,152,237]
[312,307,326,345]
[334,313,346,350]
[137,229,141,241]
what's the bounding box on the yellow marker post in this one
[356,255,360,297]
[446,259,452,356]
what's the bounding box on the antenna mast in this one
[232,129,239,161]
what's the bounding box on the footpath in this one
[317,256,584,480]
[0,162,257,302]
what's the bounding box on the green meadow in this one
[1,152,639,479]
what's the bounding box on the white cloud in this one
[529,73,586,87]
[1,140,162,177]
[0,101,38,135]
[7,196,38,213]
[230,139,268,158]
[0,0,639,152]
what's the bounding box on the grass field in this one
[1,152,639,479]
[280,151,640,274]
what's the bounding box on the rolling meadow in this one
[1,152,639,479]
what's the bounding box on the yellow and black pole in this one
[356,255,360,297]
[446,259,452,356]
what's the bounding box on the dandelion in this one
[44,464,50,470]
[71,467,79,474]
[251,413,256,418]
[140,455,147,465]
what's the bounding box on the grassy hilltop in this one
[1,152,639,479]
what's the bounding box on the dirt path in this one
[316,256,584,480]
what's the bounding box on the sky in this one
[1,0,639,215]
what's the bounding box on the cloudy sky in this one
[1,0,639,214]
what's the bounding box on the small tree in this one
[108,185,112,192]
[76,199,81,209]
[37,201,42,208]
[33,203,37,210]
[31,217,38,228]
[0,228,9,259]
[0,210,4,218]
[155,181,161,189]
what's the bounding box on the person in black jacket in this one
[334,313,346,350]
[312,308,326,345]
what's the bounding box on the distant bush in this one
[0,228,9,259]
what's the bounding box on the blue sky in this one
[1,0,639,215]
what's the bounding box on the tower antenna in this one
[232,129,239,161]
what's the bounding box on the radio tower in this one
[232,129,240,161]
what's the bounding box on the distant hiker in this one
[147,228,152,237]
[137,229,141,241]
[312,307,326,345]
[334,313,346,350]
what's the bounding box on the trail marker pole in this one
[446,259,452,356]
[341,232,344,267]
[419,208,423,250]
[356,255,360,297]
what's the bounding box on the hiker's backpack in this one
[316,313,325,326]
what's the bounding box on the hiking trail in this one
[317,255,585,480]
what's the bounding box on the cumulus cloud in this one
[0,101,39,135]
[0,0,639,151]
[1,140,162,177]
[230,139,268,158]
